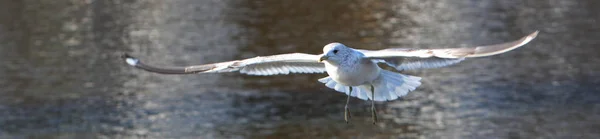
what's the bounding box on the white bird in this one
[123,31,538,124]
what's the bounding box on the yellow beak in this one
[318,55,329,62]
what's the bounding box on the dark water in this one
[0,0,599,138]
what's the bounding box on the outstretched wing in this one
[359,31,538,70]
[122,53,326,75]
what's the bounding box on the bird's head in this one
[319,43,354,64]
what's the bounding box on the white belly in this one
[324,60,380,86]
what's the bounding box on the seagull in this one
[123,31,538,124]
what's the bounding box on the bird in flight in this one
[123,31,538,124]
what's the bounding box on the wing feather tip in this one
[122,53,139,66]
[519,30,539,46]
[529,30,539,39]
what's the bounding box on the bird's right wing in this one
[123,53,326,76]
[358,31,539,70]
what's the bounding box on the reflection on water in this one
[0,0,599,138]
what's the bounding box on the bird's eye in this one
[333,50,338,54]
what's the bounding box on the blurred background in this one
[0,0,599,138]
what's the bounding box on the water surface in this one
[0,0,599,138]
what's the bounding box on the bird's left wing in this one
[122,53,325,75]
[358,31,538,70]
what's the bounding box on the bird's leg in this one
[371,85,378,124]
[344,87,352,123]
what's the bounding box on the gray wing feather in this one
[360,31,538,58]
[395,58,464,70]
[240,62,324,75]
[123,53,326,75]
[360,31,538,70]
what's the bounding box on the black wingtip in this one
[122,53,140,66]
[122,53,134,59]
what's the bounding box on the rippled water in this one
[0,0,599,138]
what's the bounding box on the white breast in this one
[324,59,380,86]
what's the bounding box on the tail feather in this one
[318,70,422,101]
[319,77,370,100]
[375,83,392,101]
[334,84,347,92]
[355,86,369,99]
